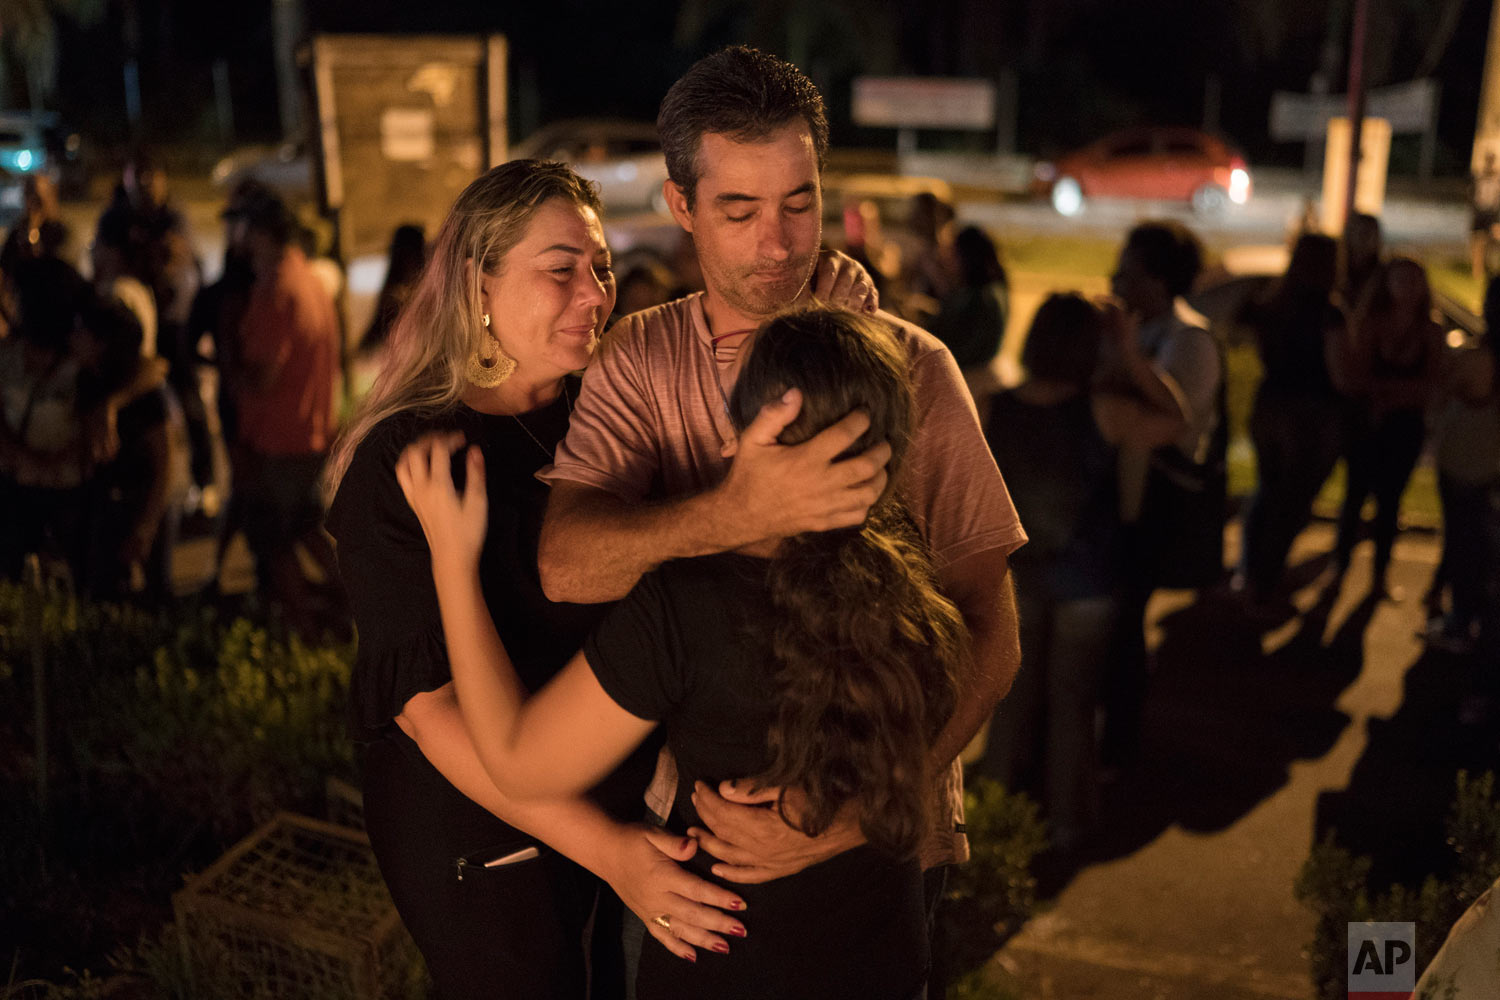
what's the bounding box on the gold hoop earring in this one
[466,331,515,388]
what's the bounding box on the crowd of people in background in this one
[3,126,1499,878]
[0,151,348,631]
[976,206,1500,854]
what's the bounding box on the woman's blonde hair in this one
[324,160,603,496]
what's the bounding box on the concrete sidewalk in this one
[989,521,1447,999]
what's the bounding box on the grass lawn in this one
[1002,233,1121,278]
[1427,253,1485,313]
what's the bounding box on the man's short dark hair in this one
[657,45,829,208]
[1123,221,1203,299]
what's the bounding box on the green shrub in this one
[941,778,1048,980]
[0,583,357,984]
[117,618,355,839]
[948,967,1028,1000]
[2,584,354,847]
[1295,771,1500,1000]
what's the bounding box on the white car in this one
[211,140,313,201]
[514,119,669,214]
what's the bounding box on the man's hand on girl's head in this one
[713,390,890,547]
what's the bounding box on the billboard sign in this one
[852,77,996,131]
[307,34,507,258]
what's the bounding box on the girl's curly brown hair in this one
[728,307,968,858]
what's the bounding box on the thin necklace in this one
[511,379,572,459]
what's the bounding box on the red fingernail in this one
[731,924,747,937]
[684,953,696,963]
[729,900,744,911]
[712,942,729,954]
[679,837,693,851]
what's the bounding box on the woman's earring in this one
[466,322,515,388]
[483,313,491,328]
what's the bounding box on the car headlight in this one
[1229,167,1250,204]
[1051,177,1084,216]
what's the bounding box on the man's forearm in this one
[108,357,168,412]
[1122,350,1190,427]
[927,551,1020,772]
[538,483,756,603]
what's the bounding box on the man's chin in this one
[732,278,809,316]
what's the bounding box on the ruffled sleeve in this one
[343,623,451,740]
[328,412,458,740]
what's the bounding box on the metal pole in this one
[24,554,48,877]
[213,58,236,149]
[995,67,1018,155]
[1343,0,1370,235]
[271,0,306,137]
[122,0,142,142]
[123,60,142,138]
[1420,81,1442,182]
[1203,74,1222,136]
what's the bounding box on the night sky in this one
[40,0,1497,174]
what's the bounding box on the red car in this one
[1034,127,1251,217]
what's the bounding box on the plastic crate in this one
[172,812,422,999]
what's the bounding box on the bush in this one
[941,777,1048,980]
[0,582,356,984]
[1295,771,1500,1000]
[947,969,1028,1000]
[2,584,354,842]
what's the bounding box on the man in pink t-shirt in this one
[233,195,341,622]
[538,46,1026,948]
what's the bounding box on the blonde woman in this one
[324,161,745,999]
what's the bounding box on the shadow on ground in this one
[1027,530,1500,903]
[1314,642,1500,890]
[1033,552,1381,893]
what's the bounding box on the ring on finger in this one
[653,914,672,933]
